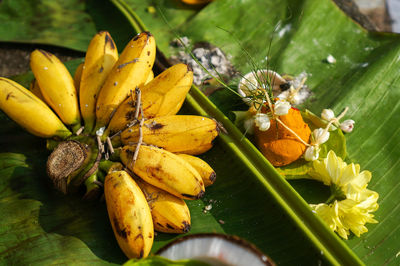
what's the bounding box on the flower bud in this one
[313,128,330,145]
[321,109,335,121]
[340,119,355,133]
[304,146,319,161]
[274,100,291,116]
[254,113,270,131]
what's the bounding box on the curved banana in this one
[29,79,45,102]
[80,31,119,133]
[106,63,193,136]
[136,178,191,234]
[119,115,218,155]
[30,49,81,132]
[104,170,154,259]
[94,32,156,132]
[120,145,205,200]
[73,62,84,93]
[0,78,71,139]
[177,154,216,187]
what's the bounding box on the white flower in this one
[254,113,270,131]
[304,128,330,161]
[340,119,355,133]
[313,128,330,145]
[321,109,335,121]
[326,54,336,64]
[304,146,319,161]
[274,100,291,116]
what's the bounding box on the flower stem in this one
[325,194,336,205]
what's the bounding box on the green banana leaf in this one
[1,0,400,265]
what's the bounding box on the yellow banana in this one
[0,78,71,139]
[145,70,154,85]
[105,63,193,136]
[177,154,216,187]
[136,178,191,234]
[104,170,154,259]
[120,145,205,200]
[119,115,218,155]
[80,31,119,133]
[73,62,84,92]
[30,49,81,132]
[29,79,45,102]
[94,32,156,132]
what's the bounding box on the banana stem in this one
[75,126,85,136]
[99,160,123,174]
[106,137,114,154]
[71,122,83,134]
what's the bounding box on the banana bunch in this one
[0,31,220,259]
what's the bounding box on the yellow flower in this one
[308,150,379,239]
[309,150,371,192]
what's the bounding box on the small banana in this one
[80,31,119,133]
[177,154,216,187]
[104,170,154,259]
[0,78,71,139]
[30,49,81,132]
[120,145,205,200]
[73,62,84,93]
[119,115,218,155]
[136,178,191,234]
[94,32,156,132]
[29,79,45,102]
[105,63,193,136]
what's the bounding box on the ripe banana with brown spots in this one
[135,178,191,234]
[30,49,81,132]
[0,78,71,139]
[104,170,154,259]
[94,32,156,132]
[176,154,216,187]
[105,63,193,136]
[118,115,218,155]
[80,31,119,133]
[120,145,205,200]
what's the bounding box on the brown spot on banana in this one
[134,233,144,241]
[150,123,164,130]
[166,223,174,230]
[113,216,130,239]
[104,32,116,50]
[6,92,13,100]
[38,49,53,62]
